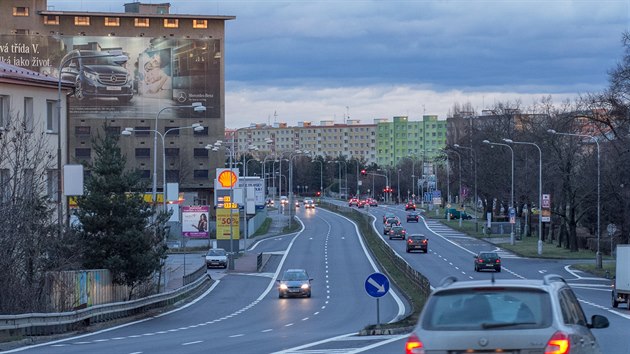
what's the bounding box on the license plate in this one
[106,86,122,91]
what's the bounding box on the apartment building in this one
[1,0,234,206]
[234,120,378,165]
[0,60,73,216]
[376,115,447,167]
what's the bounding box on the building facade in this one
[0,60,72,218]
[376,115,447,167]
[1,0,234,207]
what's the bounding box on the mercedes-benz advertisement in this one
[0,35,221,119]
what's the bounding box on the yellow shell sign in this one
[218,170,238,188]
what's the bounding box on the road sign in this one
[509,207,516,224]
[365,272,389,298]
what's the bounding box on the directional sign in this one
[365,272,390,298]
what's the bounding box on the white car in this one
[304,199,315,208]
[280,196,289,205]
[205,248,228,269]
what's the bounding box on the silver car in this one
[405,275,609,354]
[277,269,312,298]
[205,248,228,269]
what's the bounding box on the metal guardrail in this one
[0,274,212,338]
[183,264,207,286]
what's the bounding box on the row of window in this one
[0,168,59,202]
[40,14,208,29]
[73,126,209,136]
[0,95,59,133]
[74,148,212,159]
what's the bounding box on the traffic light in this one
[360,169,367,175]
[316,191,321,196]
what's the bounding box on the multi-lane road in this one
[6,202,629,353]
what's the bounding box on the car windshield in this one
[421,289,552,330]
[207,249,226,256]
[282,271,308,281]
[479,252,499,259]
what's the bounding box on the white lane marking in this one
[284,323,294,327]
[229,334,245,338]
[182,341,203,345]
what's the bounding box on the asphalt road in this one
[6,205,408,354]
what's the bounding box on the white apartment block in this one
[235,120,377,164]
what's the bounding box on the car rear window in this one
[421,288,552,330]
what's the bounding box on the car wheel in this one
[474,265,478,272]
[306,292,311,298]
[612,292,619,308]
[496,267,501,272]
[389,236,392,240]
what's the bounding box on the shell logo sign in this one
[218,169,238,188]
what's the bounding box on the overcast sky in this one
[49,0,629,128]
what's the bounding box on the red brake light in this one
[422,240,427,244]
[407,239,412,243]
[496,259,501,263]
[405,333,424,354]
[402,230,406,234]
[545,331,570,354]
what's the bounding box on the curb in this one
[358,326,414,336]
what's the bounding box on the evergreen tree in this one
[73,128,168,299]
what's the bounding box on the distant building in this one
[1,0,235,207]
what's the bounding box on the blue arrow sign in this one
[365,272,390,298]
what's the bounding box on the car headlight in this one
[84,71,98,81]
[279,283,288,290]
[301,283,310,289]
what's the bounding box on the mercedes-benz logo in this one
[110,76,117,83]
[177,91,188,103]
[478,337,489,347]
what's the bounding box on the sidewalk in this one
[163,211,292,291]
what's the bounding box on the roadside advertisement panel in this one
[0,34,221,119]
[237,177,265,207]
[182,205,209,238]
[541,194,551,222]
[216,208,240,240]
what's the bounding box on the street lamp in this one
[503,138,543,255]
[397,168,401,203]
[548,129,601,267]
[454,144,478,231]
[328,160,347,199]
[311,158,323,197]
[122,123,204,210]
[483,140,515,245]
[151,103,205,205]
[56,49,128,235]
[447,149,462,205]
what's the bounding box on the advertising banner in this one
[216,208,240,240]
[182,205,209,238]
[0,34,221,119]
[541,194,551,222]
[237,177,265,207]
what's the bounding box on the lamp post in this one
[448,149,462,205]
[311,158,323,196]
[367,171,389,202]
[454,144,478,231]
[123,123,204,210]
[483,140,515,245]
[288,150,306,226]
[548,129,601,267]
[56,49,128,235]
[397,168,401,203]
[503,138,543,255]
[329,160,347,199]
[151,103,205,206]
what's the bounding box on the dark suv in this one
[60,50,133,103]
[405,275,609,353]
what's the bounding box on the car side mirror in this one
[589,314,609,329]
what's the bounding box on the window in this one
[75,126,91,136]
[46,100,58,132]
[104,17,120,26]
[75,148,91,158]
[74,16,90,26]
[194,126,208,136]
[47,170,59,201]
[0,169,10,203]
[138,170,151,179]
[164,148,179,157]
[193,19,208,29]
[163,18,179,28]
[0,95,9,128]
[193,170,208,179]
[166,170,179,181]
[23,97,33,132]
[22,169,34,195]
[13,7,29,16]
[194,148,209,157]
[105,126,121,136]
[135,148,151,158]
[134,18,150,27]
[164,127,179,135]
[133,127,151,136]
[44,15,59,25]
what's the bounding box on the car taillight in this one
[496,259,501,263]
[405,333,424,354]
[407,239,412,243]
[477,259,484,263]
[422,240,427,244]
[402,230,406,234]
[545,331,570,354]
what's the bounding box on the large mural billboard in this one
[0,35,221,119]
